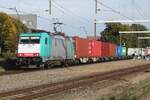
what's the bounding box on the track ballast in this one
[0,64,150,99]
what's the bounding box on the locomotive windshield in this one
[20,36,40,44]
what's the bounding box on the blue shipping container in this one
[116,46,122,57]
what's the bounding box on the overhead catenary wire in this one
[1,5,88,34]
[134,1,147,19]
[135,7,146,19]
[96,0,133,20]
[51,1,90,26]
[0,1,90,33]
[17,10,84,33]
[0,5,52,22]
[3,0,90,26]
[52,1,90,22]
[50,1,91,35]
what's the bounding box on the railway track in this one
[0,64,150,100]
[0,69,40,76]
[0,70,25,76]
[0,59,131,76]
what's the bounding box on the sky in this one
[0,0,150,37]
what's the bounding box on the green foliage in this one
[0,12,28,53]
[1,52,15,60]
[100,23,149,48]
[122,92,138,100]
[100,96,107,100]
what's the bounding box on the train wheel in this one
[62,61,69,67]
[48,64,54,69]
[44,61,53,69]
[44,64,53,69]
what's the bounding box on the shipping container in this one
[109,43,117,57]
[122,47,127,56]
[51,35,74,60]
[89,40,102,57]
[101,42,109,57]
[66,38,75,59]
[128,48,145,56]
[73,37,90,58]
[116,46,122,57]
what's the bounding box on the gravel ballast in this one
[41,70,150,100]
[0,59,149,92]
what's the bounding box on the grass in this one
[100,78,150,100]
[119,79,150,100]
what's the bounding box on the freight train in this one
[16,32,128,68]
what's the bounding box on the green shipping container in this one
[66,38,75,59]
[122,47,127,56]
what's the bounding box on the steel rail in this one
[0,64,150,99]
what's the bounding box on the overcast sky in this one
[0,0,150,37]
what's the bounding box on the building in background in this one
[11,14,37,29]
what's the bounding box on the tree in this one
[100,23,149,48]
[0,12,28,52]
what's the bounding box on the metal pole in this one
[137,34,140,55]
[95,0,97,14]
[49,0,52,15]
[9,7,20,21]
[11,7,21,33]
[94,0,98,39]
[120,33,122,46]
[94,19,97,39]
[14,7,20,21]
[80,26,88,38]
[132,0,135,20]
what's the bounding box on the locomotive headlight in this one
[36,53,39,56]
[37,53,40,56]
[34,53,40,56]
[74,55,77,58]
[18,53,22,56]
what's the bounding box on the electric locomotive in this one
[16,32,74,68]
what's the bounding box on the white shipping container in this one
[128,48,145,56]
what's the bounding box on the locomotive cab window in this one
[20,37,40,44]
[30,37,40,44]
[20,37,30,44]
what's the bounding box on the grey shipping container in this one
[50,35,74,60]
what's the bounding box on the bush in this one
[0,53,16,70]
[1,52,16,60]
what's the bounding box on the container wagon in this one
[101,42,109,60]
[109,43,117,60]
[116,45,128,59]
[73,36,91,63]
[116,45,122,59]
[89,40,102,62]
[122,47,126,56]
